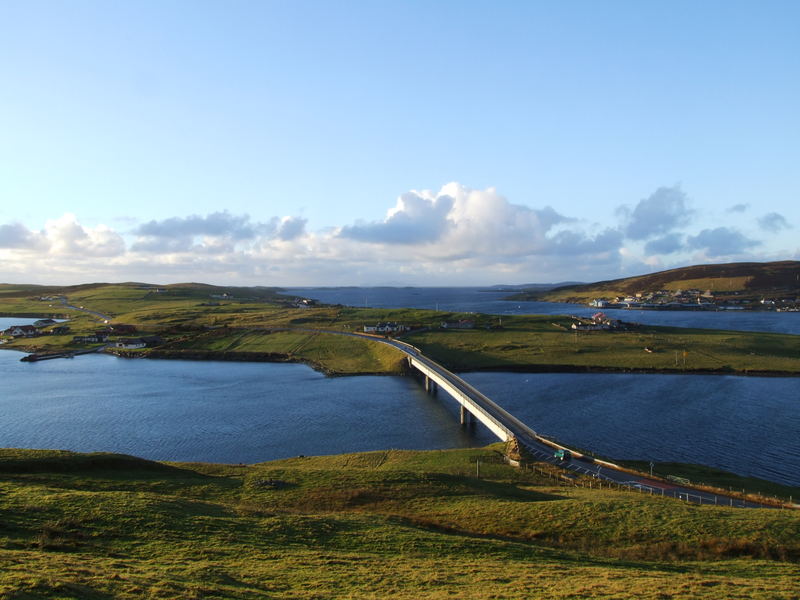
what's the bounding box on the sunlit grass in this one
[1,447,798,599]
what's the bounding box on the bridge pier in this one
[460,405,473,426]
[424,376,438,395]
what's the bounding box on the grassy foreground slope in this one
[3,282,800,376]
[1,447,799,599]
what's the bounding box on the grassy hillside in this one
[1,447,798,599]
[512,260,800,303]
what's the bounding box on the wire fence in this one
[506,457,768,508]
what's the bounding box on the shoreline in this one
[5,345,799,378]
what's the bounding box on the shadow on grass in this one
[0,450,200,476]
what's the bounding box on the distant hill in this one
[0,281,285,300]
[511,260,800,303]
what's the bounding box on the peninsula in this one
[2,280,800,376]
[510,260,800,310]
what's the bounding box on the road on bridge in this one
[367,334,773,509]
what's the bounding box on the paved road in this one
[57,297,113,322]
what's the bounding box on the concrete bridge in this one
[282,328,774,508]
[406,352,531,443]
[372,336,772,509]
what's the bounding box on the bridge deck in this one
[380,336,768,508]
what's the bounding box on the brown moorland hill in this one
[516,260,800,300]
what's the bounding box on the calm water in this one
[462,371,800,487]
[285,286,800,334]
[2,310,799,486]
[0,349,490,464]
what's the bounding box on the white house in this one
[4,325,38,338]
[364,322,407,334]
[115,338,147,349]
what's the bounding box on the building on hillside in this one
[115,336,162,349]
[3,325,39,338]
[363,322,407,334]
[571,322,607,331]
[33,319,57,328]
[571,313,622,331]
[115,338,147,349]
[107,324,137,335]
[72,332,109,343]
[440,320,475,329]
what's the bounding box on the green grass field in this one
[1,447,798,599]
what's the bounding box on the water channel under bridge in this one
[368,335,781,509]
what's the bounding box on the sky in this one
[1,1,798,286]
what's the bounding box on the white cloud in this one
[340,192,454,244]
[0,222,46,250]
[44,214,125,258]
[758,212,790,233]
[0,183,789,286]
[339,183,581,263]
[686,227,760,258]
[644,233,684,255]
[621,186,692,240]
[276,216,307,241]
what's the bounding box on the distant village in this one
[1,320,162,351]
[588,288,800,311]
[362,319,477,335]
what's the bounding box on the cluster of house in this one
[363,322,409,334]
[1,321,161,350]
[2,319,69,338]
[362,319,477,334]
[71,324,162,349]
[71,323,140,344]
[440,319,475,329]
[590,289,799,310]
[112,336,163,349]
[571,312,622,331]
[590,289,719,310]
[3,325,41,338]
[292,298,317,309]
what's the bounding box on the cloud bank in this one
[0,183,790,285]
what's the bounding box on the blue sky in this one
[1,1,798,285]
